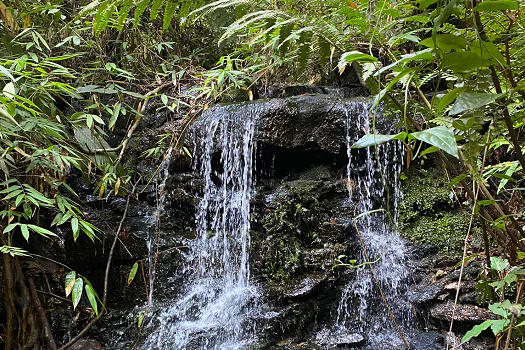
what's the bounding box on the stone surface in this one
[282,273,328,300]
[410,332,445,350]
[69,339,103,350]
[314,328,365,348]
[430,302,496,322]
[408,282,445,304]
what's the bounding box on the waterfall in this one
[336,102,414,348]
[143,104,261,350]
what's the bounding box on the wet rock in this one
[69,339,103,350]
[410,332,445,350]
[430,302,496,322]
[296,166,332,181]
[408,283,445,304]
[283,273,328,300]
[314,328,365,348]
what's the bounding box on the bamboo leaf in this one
[64,271,76,297]
[72,278,83,310]
[127,262,139,285]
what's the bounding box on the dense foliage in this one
[2,0,525,348]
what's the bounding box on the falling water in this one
[147,145,174,306]
[336,102,413,348]
[143,104,261,350]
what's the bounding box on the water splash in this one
[337,102,413,348]
[143,104,261,350]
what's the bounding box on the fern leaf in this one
[278,23,294,57]
[218,10,280,45]
[116,0,134,30]
[298,30,312,72]
[94,2,113,34]
[179,0,191,19]
[80,0,101,15]
[163,0,177,30]
[188,0,252,21]
[150,0,165,20]
[318,36,331,66]
[133,0,150,28]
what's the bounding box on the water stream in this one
[143,104,262,350]
[335,102,414,348]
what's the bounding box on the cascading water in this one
[147,145,174,306]
[143,104,261,350]
[335,102,414,348]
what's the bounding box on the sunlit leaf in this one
[409,126,458,158]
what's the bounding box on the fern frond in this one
[150,0,165,20]
[163,0,178,30]
[298,30,312,72]
[278,23,294,57]
[318,36,331,66]
[218,10,282,45]
[179,0,192,19]
[116,0,134,30]
[94,2,115,35]
[133,0,150,28]
[188,0,254,21]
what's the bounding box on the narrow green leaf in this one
[65,271,76,297]
[3,223,18,233]
[128,262,139,285]
[84,284,98,315]
[338,51,377,71]
[72,277,83,310]
[409,126,459,158]
[27,224,57,237]
[20,224,29,241]
[71,217,79,241]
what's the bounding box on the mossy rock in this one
[399,167,477,253]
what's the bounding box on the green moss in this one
[402,212,470,253]
[399,167,474,253]
[258,180,323,286]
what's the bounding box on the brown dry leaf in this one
[0,1,19,33]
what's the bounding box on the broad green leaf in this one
[442,52,491,72]
[84,284,98,315]
[65,271,76,297]
[489,302,509,318]
[3,82,16,99]
[491,256,509,271]
[72,277,83,310]
[128,262,139,285]
[375,49,432,76]
[462,320,496,343]
[338,51,377,71]
[437,87,467,113]
[420,34,466,51]
[409,126,459,158]
[449,92,503,115]
[474,0,518,11]
[351,132,407,148]
[470,40,507,67]
[20,224,29,241]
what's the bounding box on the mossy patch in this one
[399,167,474,253]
